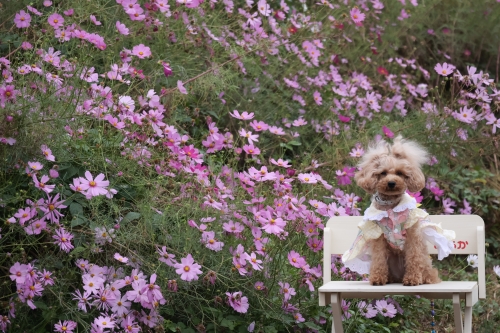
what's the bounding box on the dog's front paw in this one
[402,275,422,286]
[370,275,388,286]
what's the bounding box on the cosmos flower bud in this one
[162,62,173,77]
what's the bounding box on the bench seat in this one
[319,280,478,305]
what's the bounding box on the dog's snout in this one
[388,181,396,189]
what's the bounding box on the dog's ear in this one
[355,167,377,194]
[406,166,425,192]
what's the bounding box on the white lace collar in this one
[363,193,417,221]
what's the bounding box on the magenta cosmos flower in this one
[434,62,456,76]
[14,10,32,28]
[53,228,74,253]
[382,125,394,138]
[132,44,152,59]
[47,13,64,29]
[79,171,110,198]
[226,291,249,313]
[336,167,356,186]
[350,7,365,24]
[174,254,202,281]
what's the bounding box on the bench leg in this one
[463,305,473,333]
[453,294,464,333]
[331,293,344,333]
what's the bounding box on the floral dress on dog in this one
[342,193,456,275]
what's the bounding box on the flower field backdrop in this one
[1,0,500,332]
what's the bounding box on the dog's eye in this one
[396,171,404,176]
[380,172,387,176]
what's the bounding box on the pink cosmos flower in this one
[239,129,259,144]
[28,161,43,171]
[350,7,365,24]
[25,219,47,235]
[48,13,64,29]
[114,253,129,263]
[293,312,305,323]
[226,291,249,313]
[268,126,286,135]
[459,199,472,214]
[157,246,176,266]
[406,190,423,203]
[40,193,67,223]
[90,15,102,25]
[254,281,265,291]
[14,10,32,28]
[298,173,318,184]
[261,215,286,235]
[63,8,74,16]
[132,44,151,59]
[375,299,397,318]
[53,228,74,253]
[349,146,364,157]
[336,167,355,186]
[243,144,260,155]
[229,110,254,120]
[116,21,130,35]
[278,282,296,301]
[382,125,394,138]
[41,145,55,161]
[485,112,500,133]
[9,262,28,284]
[14,207,34,225]
[313,91,322,105]
[270,158,291,168]
[95,315,115,329]
[177,80,188,94]
[201,231,224,251]
[79,171,110,198]
[442,197,456,215]
[288,250,306,268]
[82,274,104,294]
[257,0,271,16]
[454,106,477,124]
[248,252,263,270]
[54,320,77,333]
[32,174,55,194]
[434,62,456,76]
[174,254,202,281]
[358,301,378,318]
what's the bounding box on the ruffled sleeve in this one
[415,210,456,260]
[341,220,383,275]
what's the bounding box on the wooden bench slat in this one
[319,281,478,293]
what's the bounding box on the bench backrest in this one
[323,215,485,299]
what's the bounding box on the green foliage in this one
[1,0,500,332]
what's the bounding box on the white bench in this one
[318,215,485,333]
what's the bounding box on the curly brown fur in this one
[356,136,440,286]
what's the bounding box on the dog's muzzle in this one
[388,181,396,189]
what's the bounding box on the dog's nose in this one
[388,181,396,189]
